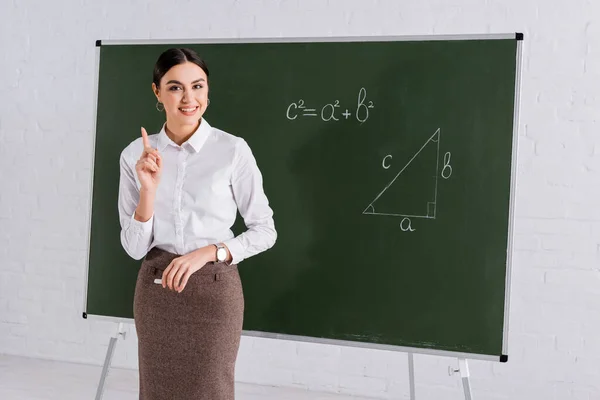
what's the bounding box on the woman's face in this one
[153,61,209,127]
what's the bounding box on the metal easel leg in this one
[95,323,126,400]
[458,359,473,400]
[449,358,473,400]
[408,352,416,400]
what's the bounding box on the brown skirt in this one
[133,246,244,400]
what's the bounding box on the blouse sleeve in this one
[117,149,154,260]
[222,139,277,264]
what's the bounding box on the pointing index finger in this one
[141,127,150,149]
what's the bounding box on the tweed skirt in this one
[133,246,244,400]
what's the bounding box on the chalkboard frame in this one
[83,33,523,363]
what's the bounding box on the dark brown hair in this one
[152,48,209,87]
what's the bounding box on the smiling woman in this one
[152,49,210,144]
[116,48,277,400]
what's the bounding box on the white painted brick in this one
[516,218,592,236]
[40,292,69,315]
[529,156,590,189]
[413,384,464,400]
[238,363,294,387]
[524,115,575,144]
[572,355,600,390]
[582,155,600,174]
[514,184,569,219]
[294,353,339,373]
[337,350,368,376]
[384,379,410,399]
[8,323,29,338]
[572,181,600,208]
[516,135,535,176]
[59,264,85,280]
[508,351,577,382]
[7,193,39,219]
[533,139,569,162]
[18,286,42,302]
[361,351,407,380]
[544,269,600,292]
[0,336,28,356]
[26,274,64,291]
[1,312,28,325]
[508,332,557,359]
[567,202,600,220]
[339,374,387,395]
[558,104,600,123]
[0,272,25,300]
[555,332,585,355]
[3,261,25,273]
[533,250,597,270]
[252,336,296,356]
[572,389,595,400]
[296,341,341,358]
[0,298,8,313]
[540,234,597,254]
[292,370,339,392]
[554,382,580,400]
[512,233,541,251]
[582,336,600,354]
[8,298,40,316]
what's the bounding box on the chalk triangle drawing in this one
[363,128,440,219]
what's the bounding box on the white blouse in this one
[117,118,277,264]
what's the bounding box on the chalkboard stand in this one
[94,322,126,400]
[449,358,474,400]
[408,353,416,399]
[408,355,474,400]
[89,322,477,398]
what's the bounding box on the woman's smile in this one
[178,105,199,116]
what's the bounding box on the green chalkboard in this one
[84,35,522,361]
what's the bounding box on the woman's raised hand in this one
[135,127,162,192]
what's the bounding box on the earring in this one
[207,99,210,107]
[156,102,164,112]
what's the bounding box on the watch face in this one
[217,247,227,261]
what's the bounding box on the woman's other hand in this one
[162,247,215,293]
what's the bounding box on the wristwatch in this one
[215,243,227,262]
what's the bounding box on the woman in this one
[117,47,277,400]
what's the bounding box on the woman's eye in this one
[169,86,181,91]
[194,85,203,89]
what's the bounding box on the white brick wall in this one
[1,0,599,399]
